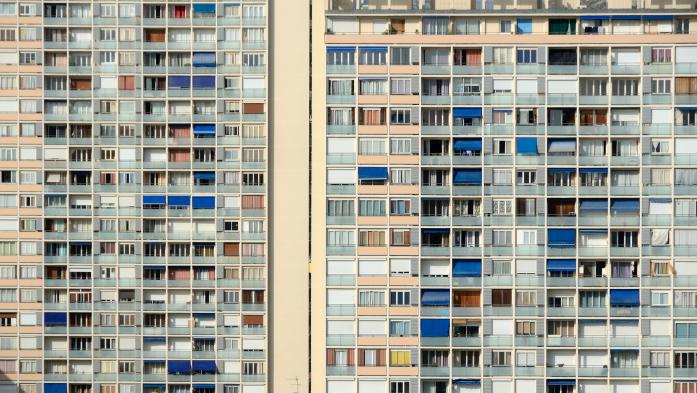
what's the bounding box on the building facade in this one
[0,2,310,393]
[311,1,697,393]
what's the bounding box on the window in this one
[516,48,537,64]
[652,78,671,94]
[651,290,669,306]
[499,20,511,33]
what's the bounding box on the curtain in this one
[328,109,353,126]
[580,140,606,156]
[675,230,697,246]
[611,171,638,187]
[651,229,670,246]
[676,169,697,185]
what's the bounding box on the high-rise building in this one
[311,1,697,393]
[0,2,309,393]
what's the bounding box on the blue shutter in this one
[547,229,576,247]
[453,139,482,153]
[193,124,216,135]
[453,108,482,118]
[44,385,67,393]
[611,199,640,213]
[168,76,191,89]
[453,259,482,277]
[44,312,67,326]
[516,137,538,155]
[167,195,191,207]
[357,167,388,180]
[191,360,217,374]
[192,52,216,67]
[421,289,450,306]
[192,76,216,89]
[168,360,192,374]
[516,19,533,34]
[192,4,216,13]
[453,169,482,185]
[420,319,450,337]
[579,199,608,211]
[610,289,640,306]
[192,196,215,209]
[143,195,166,205]
[546,259,576,272]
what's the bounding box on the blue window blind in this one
[453,259,481,277]
[421,228,449,235]
[516,137,538,155]
[547,380,576,386]
[191,361,217,374]
[650,198,672,203]
[143,195,166,205]
[548,139,576,153]
[453,108,482,118]
[192,313,215,318]
[516,19,533,34]
[453,380,480,386]
[546,259,576,272]
[44,312,67,326]
[192,4,216,13]
[168,76,190,89]
[192,76,216,89]
[579,168,608,174]
[580,16,609,20]
[327,46,356,52]
[579,199,608,211]
[420,319,450,337]
[357,167,388,180]
[612,15,640,20]
[453,139,482,153]
[168,195,191,206]
[143,360,164,364]
[192,196,215,209]
[194,172,216,182]
[143,337,166,342]
[44,385,67,393]
[453,169,482,185]
[547,229,576,247]
[168,360,191,374]
[192,52,216,67]
[548,168,576,174]
[610,199,639,213]
[421,289,450,306]
[193,385,216,390]
[143,385,166,390]
[193,124,216,135]
[643,15,673,20]
[610,289,640,307]
[144,266,166,270]
[360,47,388,52]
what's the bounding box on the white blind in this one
[674,260,697,276]
[243,77,264,89]
[676,138,697,155]
[611,381,638,393]
[101,76,117,89]
[548,79,577,94]
[327,320,354,335]
[516,259,537,274]
[327,381,354,393]
[0,52,17,65]
[327,169,355,185]
[649,201,672,215]
[492,319,513,335]
[516,79,537,94]
[422,260,449,276]
[359,380,386,393]
[650,382,671,393]
[44,147,68,160]
[580,381,609,393]
[0,99,17,112]
[327,289,354,305]
[358,319,386,336]
[579,322,605,337]
[493,78,512,91]
[330,18,358,34]
[327,260,354,275]
[611,321,638,337]
[242,338,264,350]
[676,46,697,63]
[613,48,640,65]
[327,138,355,154]
[651,109,672,124]
[0,218,17,231]
[358,259,386,275]
[119,148,136,161]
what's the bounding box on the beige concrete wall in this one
[311,0,329,391]
[270,0,310,392]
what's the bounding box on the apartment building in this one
[0,2,309,393]
[311,1,697,392]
